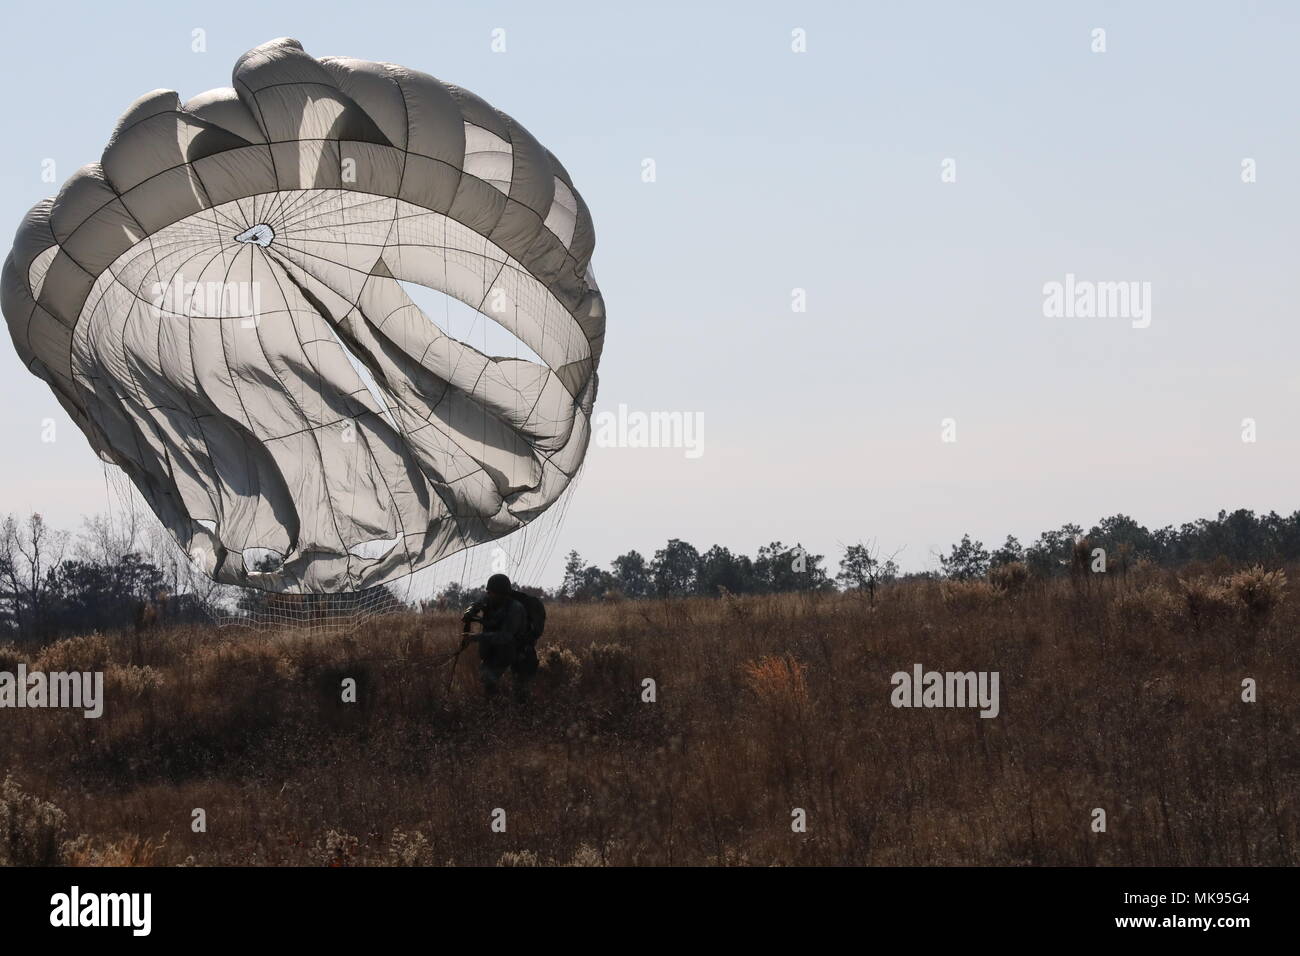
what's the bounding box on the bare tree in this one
[0,516,22,634]
[95,481,223,612]
[837,539,903,607]
[76,507,141,567]
[0,513,70,638]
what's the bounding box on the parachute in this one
[1,38,605,596]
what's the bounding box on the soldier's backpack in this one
[511,589,547,644]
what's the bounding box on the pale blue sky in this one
[1,0,1297,585]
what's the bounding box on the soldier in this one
[460,574,539,700]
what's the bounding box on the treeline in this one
[936,509,1300,581]
[545,508,1300,602]
[5,507,1299,638]
[0,512,213,642]
[551,540,834,601]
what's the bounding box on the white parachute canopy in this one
[2,38,605,595]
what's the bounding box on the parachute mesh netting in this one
[2,38,605,626]
[99,461,579,634]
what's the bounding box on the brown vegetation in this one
[0,567,1295,866]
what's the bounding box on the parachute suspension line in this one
[101,459,114,527]
[336,184,363,589]
[526,470,577,588]
[481,234,489,516]
[511,265,524,566]
[446,227,461,600]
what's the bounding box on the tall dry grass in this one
[0,568,1295,866]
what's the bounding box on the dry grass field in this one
[1,563,1296,866]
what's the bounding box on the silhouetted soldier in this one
[460,574,538,700]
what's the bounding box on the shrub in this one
[583,642,634,689]
[312,829,359,867]
[33,632,111,673]
[940,579,1000,612]
[1225,566,1287,626]
[742,654,809,712]
[1178,577,1235,628]
[718,585,751,619]
[990,561,1029,595]
[0,775,68,866]
[1130,557,1162,583]
[106,663,165,695]
[565,843,606,866]
[497,849,541,867]
[60,833,165,866]
[537,645,581,689]
[496,844,605,866]
[1111,584,1181,631]
[385,829,432,866]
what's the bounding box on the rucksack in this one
[511,589,547,644]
